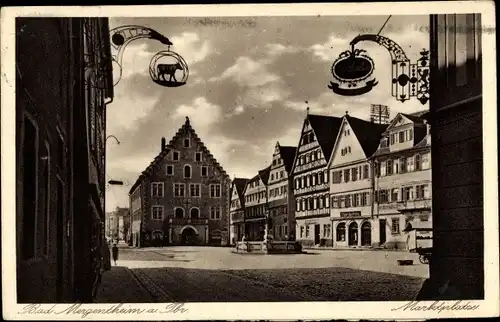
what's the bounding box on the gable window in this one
[175,207,184,218]
[151,182,164,197]
[174,183,185,197]
[184,138,191,148]
[399,131,405,143]
[381,138,389,148]
[195,152,202,162]
[201,166,208,177]
[184,165,192,178]
[210,207,221,220]
[173,151,180,161]
[390,133,396,145]
[152,206,164,220]
[190,208,200,219]
[210,184,221,198]
[190,183,201,197]
[21,114,38,260]
[280,170,284,178]
[166,165,174,175]
[308,132,315,142]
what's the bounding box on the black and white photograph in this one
[1,2,498,320]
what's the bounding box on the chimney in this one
[161,137,166,151]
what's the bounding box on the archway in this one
[190,207,200,219]
[348,222,358,246]
[361,221,372,246]
[181,226,198,245]
[336,223,346,242]
[175,208,184,218]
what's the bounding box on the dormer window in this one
[381,138,388,148]
[184,138,191,148]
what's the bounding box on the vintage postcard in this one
[1,1,498,320]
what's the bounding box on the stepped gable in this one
[346,114,388,157]
[128,117,229,195]
[279,146,297,173]
[307,114,343,160]
[258,165,272,185]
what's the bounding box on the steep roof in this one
[307,114,343,159]
[278,146,297,173]
[346,115,389,157]
[232,178,249,197]
[128,117,229,195]
[258,165,272,185]
[401,112,426,124]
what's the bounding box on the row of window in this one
[294,170,329,190]
[272,157,283,167]
[169,149,205,162]
[340,146,352,156]
[296,148,322,166]
[332,164,370,184]
[273,225,289,238]
[151,182,222,198]
[247,180,261,189]
[377,153,430,176]
[376,184,431,203]
[151,206,222,220]
[246,205,266,217]
[165,164,209,178]
[332,192,370,208]
[296,194,330,212]
[245,190,266,203]
[269,184,288,198]
[298,224,332,239]
[301,131,316,145]
[270,170,285,182]
[230,200,241,209]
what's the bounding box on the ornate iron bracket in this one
[329,34,429,105]
[84,24,188,88]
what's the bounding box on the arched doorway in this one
[348,222,358,246]
[190,207,200,219]
[175,208,184,218]
[336,223,346,242]
[361,221,372,246]
[181,226,198,245]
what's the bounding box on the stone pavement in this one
[95,266,154,303]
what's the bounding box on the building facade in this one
[328,113,387,248]
[129,117,231,247]
[417,13,484,300]
[267,142,297,241]
[243,167,271,241]
[16,18,113,303]
[371,112,432,250]
[292,114,342,247]
[229,178,249,244]
[105,207,128,241]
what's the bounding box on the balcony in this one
[397,199,432,211]
[168,218,208,225]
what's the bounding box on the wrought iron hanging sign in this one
[328,34,429,104]
[109,25,189,88]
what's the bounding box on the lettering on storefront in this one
[379,203,398,210]
[340,211,362,218]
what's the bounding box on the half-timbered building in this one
[229,178,249,244]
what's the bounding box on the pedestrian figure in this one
[111,243,119,266]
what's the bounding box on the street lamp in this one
[328,17,430,105]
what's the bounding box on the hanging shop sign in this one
[328,34,429,105]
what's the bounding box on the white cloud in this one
[309,34,351,61]
[173,97,222,136]
[107,87,159,131]
[170,32,211,66]
[209,56,279,87]
[117,43,155,79]
[265,43,300,57]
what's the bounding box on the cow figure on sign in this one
[157,62,183,83]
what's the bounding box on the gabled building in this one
[328,112,387,248]
[370,112,432,250]
[267,142,297,241]
[291,113,343,246]
[243,166,271,241]
[229,177,249,244]
[128,117,231,247]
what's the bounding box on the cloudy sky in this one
[105,14,429,211]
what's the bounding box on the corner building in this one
[292,114,342,247]
[129,117,231,247]
[328,113,387,248]
[371,112,432,250]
